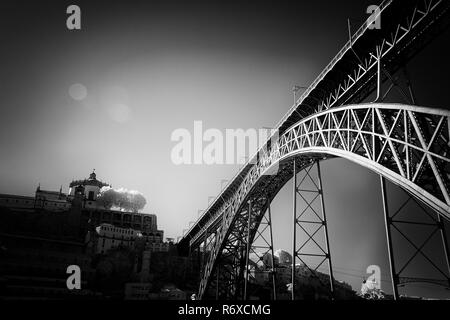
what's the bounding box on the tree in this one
[359,279,386,299]
[129,193,147,213]
[96,186,147,212]
[114,191,128,211]
[97,187,116,209]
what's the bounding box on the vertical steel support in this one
[267,201,277,300]
[291,158,297,300]
[438,214,450,288]
[244,200,252,300]
[316,160,335,298]
[380,176,399,300]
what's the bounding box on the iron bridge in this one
[179,0,450,300]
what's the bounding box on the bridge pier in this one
[241,196,278,300]
[380,175,399,300]
[291,158,297,300]
[292,159,335,300]
[267,201,277,300]
[317,160,335,297]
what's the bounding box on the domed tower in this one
[69,170,110,203]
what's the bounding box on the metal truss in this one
[198,160,307,299]
[291,160,334,300]
[192,103,450,299]
[276,103,450,217]
[276,0,450,132]
[319,0,448,110]
[204,195,270,299]
[244,200,277,300]
[380,176,450,299]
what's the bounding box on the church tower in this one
[68,170,110,207]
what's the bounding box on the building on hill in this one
[0,170,162,232]
[0,170,169,299]
[68,170,110,205]
[0,193,97,299]
[93,223,142,255]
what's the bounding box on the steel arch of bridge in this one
[275,103,450,217]
[184,0,450,253]
[195,103,450,299]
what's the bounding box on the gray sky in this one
[0,0,449,298]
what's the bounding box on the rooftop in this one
[69,170,110,188]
